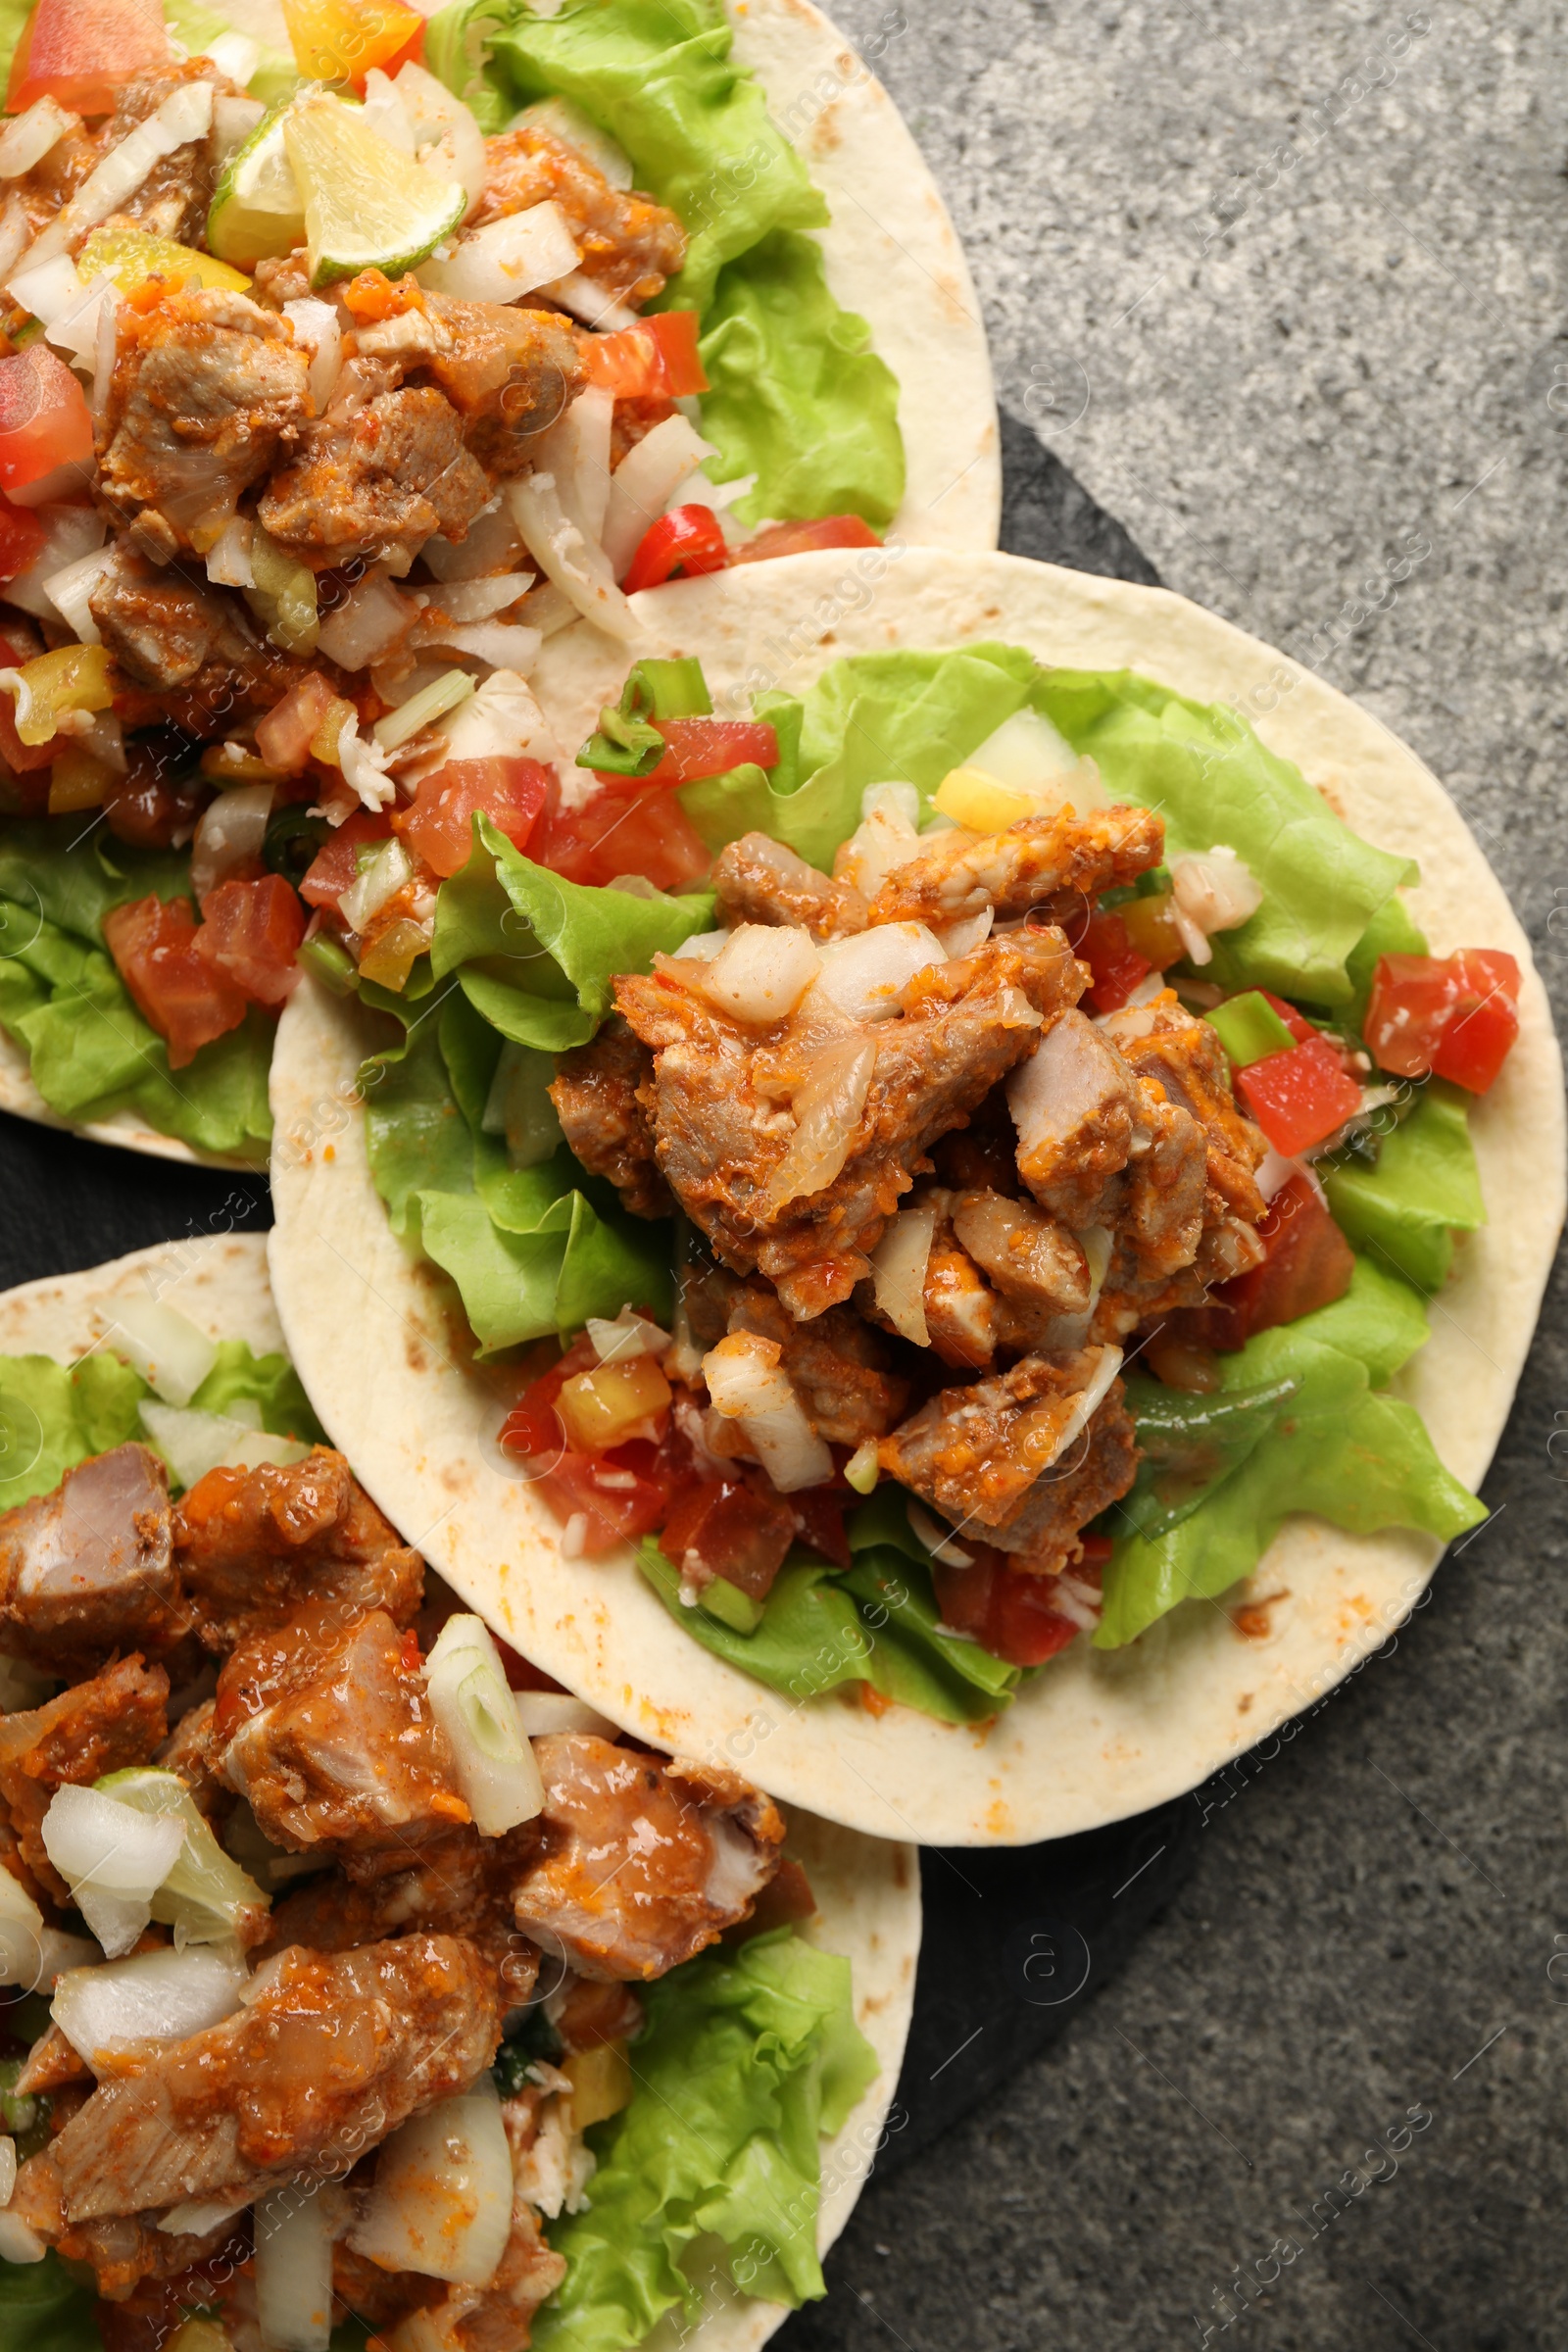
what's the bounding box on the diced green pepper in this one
[697,1575,764,1634]
[1205,990,1298,1068]
[296,933,360,996]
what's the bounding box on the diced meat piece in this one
[403,2206,566,2351]
[173,1447,423,1653]
[102,62,241,244]
[869,804,1165,928]
[513,1736,784,1981]
[33,2207,243,2305]
[329,2245,444,2337]
[0,1444,182,1678]
[879,1348,1126,1536]
[261,1827,539,1977]
[477,125,687,306]
[553,1972,644,2052]
[618,928,1083,1320]
[1116,1082,1208,1283]
[420,291,586,472]
[88,543,262,694]
[154,1697,225,1820]
[929,1083,1021,1197]
[100,287,312,559]
[215,1607,469,1859]
[258,386,490,567]
[983,1387,1139,1568]
[950,1189,1090,1312]
[1007,1006,1139,1228]
[1099,992,1269,1228]
[711,833,869,943]
[688,1266,907,1445]
[0,1656,168,1903]
[549,1014,670,1220]
[15,2023,90,2096]
[14,1936,504,2227]
[920,1217,1002,1369]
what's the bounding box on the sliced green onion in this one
[424,1615,544,1836]
[372,667,474,753]
[97,1767,269,1948]
[697,1576,764,1634]
[296,933,359,996]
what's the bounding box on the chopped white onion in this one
[101,1765,270,1949]
[53,1946,248,2066]
[0,195,29,286]
[350,2079,514,2285]
[907,1499,973,1569]
[602,415,718,580]
[6,250,83,326]
[359,67,416,154]
[0,1864,44,1990]
[968,707,1081,787]
[160,2193,253,2236]
[139,1399,309,1490]
[283,296,342,413]
[420,199,579,304]
[587,1308,670,1363]
[212,91,266,165]
[507,472,639,641]
[1171,848,1263,946]
[394,61,488,219]
[480,1040,564,1169]
[425,1614,545,1837]
[44,269,114,369]
[338,837,413,934]
[698,922,820,1024]
[90,285,117,421]
[415,619,542,672]
[202,30,259,87]
[811,921,945,1022]
[0,96,76,180]
[675,928,727,961]
[1044,1346,1125,1472]
[190,779,272,899]
[513,1691,617,1740]
[318,570,415,670]
[205,515,255,589]
[869,1206,936,1347]
[702,1332,832,1493]
[407,667,561,782]
[41,1785,187,1956]
[511,94,633,188]
[420,573,534,623]
[532,380,612,549]
[1,503,105,615]
[421,497,524,583]
[19,78,215,269]
[107,1294,219,1407]
[834,786,922,897]
[372,666,474,752]
[0,2213,44,2263]
[254,2180,336,2352]
[760,1035,877,1215]
[542,269,635,331]
[42,544,114,644]
[0,2136,15,2211]
[938,906,994,958]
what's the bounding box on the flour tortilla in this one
[267,548,1565,1847]
[0,1233,919,2339]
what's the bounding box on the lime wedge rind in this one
[282,99,467,291]
[207,101,308,267]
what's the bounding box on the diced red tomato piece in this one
[1079,907,1152,1014]
[1364,949,1521,1095]
[1236,1032,1363,1156]
[7,0,170,115]
[255,671,341,772]
[1259,990,1318,1046]
[0,345,94,507]
[391,757,551,878]
[103,895,248,1068]
[730,515,882,564]
[1187,1171,1355,1350]
[625,718,778,789]
[299,808,393,909]
[499,1335,599,1461]
[195,875,307,1006]
[932,1548,1085,1666]
[660,1475,797,1601]
[0,496,43,583]
[279,0,423,84]
[621,505,729,595]
[530,780,711,894]
[581,312,709,400]
[789,1486,850,1570]
[539,1442,675,1555]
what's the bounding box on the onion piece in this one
[40,268,113,367]
[811,921,944,1022]
[203,30,259,86]
[1170,847,1263,950]
[359,67,416,154]
[405,666,561,780]
[394,61,488,219]
[697,922,820,1024]
[507,472,639,642]
[419,200,579,305]
[0,96,76,180]
[0,196,29,286]
[543,269,635,331]
[907,1499,973,1569]
[532,381,612,549]
[372,666,474,753]
[349,2078,514,2285]
[98,1766,270,1948]
[968,707,1081,787]
[2,504,106,618]
[602,415,718,579]
[190,779,272,899]
[702,1332,832,1493]
[282,296,342,414]
[514,1692,617,1740]
[0,1864,45,1990]
[318,570,415,670]
[419,573,534,623]
[0,2212,44,2263]
[0,2135,15,2210]
[205,516,254,589]
[254,2179,336,2352]
[759,1035,878,1216]
[53,1945,248,2067]
[338,838,413,935]
[414,618,542,672]
[18,78,215,270]
[834,784,922,898]
[41,1786,188,1956]
[212,91,266,165]
[1043,1346,1124,1472]
[139,1397,308,1489]
[586,1308,670,1363]
[420,497,524,583]
[424,1614,544,1837]
[42,545,114,644]
[844,1439,879,1495]
[107,1294,218,1407]
[869,1206,936,1346]
[511,94,632,188]
[5,250,84,327]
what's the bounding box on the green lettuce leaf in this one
[535,1928,876,2348]
[424,0,902,524]
[1096,1259,1485,1648]
[1320,1080,1485,1295]
[0,2252,98,2352]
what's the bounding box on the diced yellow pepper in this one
[200,743,289,784]
[357,915,429,993]
[78,224,251,298]
[165,2323,233,2352]
[8,645,114,746]
[932,766,1040,834]
[48,745,113,813]
[564,2040,633,2132]
[309,694,358,765]
[558,1355,672,1452]
[1119,890,1184,967]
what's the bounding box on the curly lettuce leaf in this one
[535,1928,877,2349]
[1320,1081,1485,1296]
[0,2252,98,2352]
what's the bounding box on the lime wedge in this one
[282,97,466,290]
[80,223,251,296]
[207,103,306,267]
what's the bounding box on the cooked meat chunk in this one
[173,1446,422,1652]
[1115,1082,1208,1284]
[15,2023,90,2096]
[407,2206,566,2350]
[420,291,585,470]
[103,63,238,244]
[919,1215,1003,1368]
[99,287,311,558]
[261,1827,538,1977]
[552,1972,645,2052]
[1099,993,1268,1229]
[710,1274,907,1446]
[32,2206,243,2304]
[155,1696,226,1820]
[950,1189,1090,1313]
[0,1444,180,1677]
[868,804,1165,928]
[477,125,687,306]
[879,1347,1127,1537]
[617,928,1082,1319]
[514,1736,784,1981]
[258,386,490,567]
[1008,1007,1140,1229]
[549,1015,670,1220]
[929,1082,1022,1197]
[0,1656,168,1903]
[216,1606,469,1859]
[983,1385,1139,1570]
[88,544,261,693]
[13,1936,504,2227]
[711,834,869,943]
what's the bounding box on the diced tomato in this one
[530,780,711,894]
[299,808,393,909]
[0,345,94,508]
[1079,908,1152,1014]
[539,1442,674,1555]
[1236,1033,1363,1156]
[1188,1170,1355,1350]
[581,312,709,400]
[1364,949,1521,1095]
[355,9,421,85]
[726,1855,817,1944]
[1259,990,1318,1046]
[195,875,307,1007]
[391,757,551,878]
[7,0,170,115]
[789,1486,850,1569]
[279,0,424,84]
[499,1335,599,1462]
[730,516,882,564]
[932,1549,1084,1666]
[621,506,729,595]
[103,757,206,849]
[660,1475,797,1600]
[624,718,778,789]
[254,671,341,772]
[103,895,248,1068]
[0,691,55,775]
[0,497,43,584]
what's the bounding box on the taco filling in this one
[0,0,906,1160]
[337,642,1511,1723]
[0,1322,876,2349]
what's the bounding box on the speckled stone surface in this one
[778,3,1568,2345]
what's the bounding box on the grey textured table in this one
[780,3,1568,2347]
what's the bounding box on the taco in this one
[0,1234,916,2350]
[264,548,1565,1847]
[0,0,997,1171]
